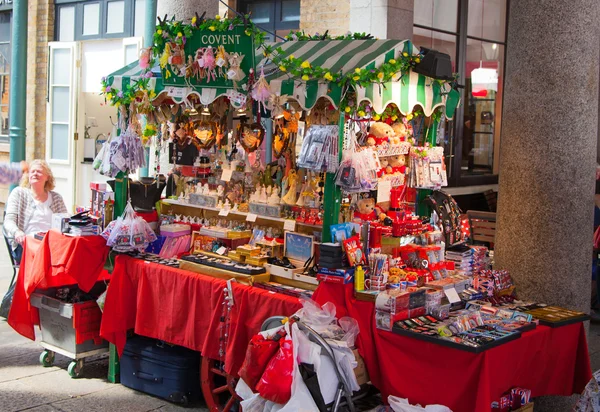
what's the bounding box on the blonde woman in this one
[4,160,67,262]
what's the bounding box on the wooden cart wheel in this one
[201,357,241,412]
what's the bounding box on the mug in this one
[365,275,386,291]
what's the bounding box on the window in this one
[414,0,508,186]
[0,12,10,142]
[55,0,140,41]
[238,0,300,42]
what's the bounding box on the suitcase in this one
[120,335,201,404]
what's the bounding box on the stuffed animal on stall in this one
[354,197,377,221]
[386,154,408,175]
[354,197,389,223]
[377,158,389,178]
[368,122,395,146]
[392,122,411,142]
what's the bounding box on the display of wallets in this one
[523,305,589,327]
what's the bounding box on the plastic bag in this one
[338,316,360,347]
[277,322,320,412]
[239,334,282,392]
[334,132,378,192]
[388,396,453,412]
[256,335,294,404]
[296,299,337,328]
[101,202,156,252]
[0,282,15,319]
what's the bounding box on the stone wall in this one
[300,0,350,36]
[26,0,54,162]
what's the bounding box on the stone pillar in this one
[25,0,53,162]
[156,0,218,21]
[349,0,413,40]
[495,1,598,408]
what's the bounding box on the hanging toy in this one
[139,47,152,70]
[227,53,246,84]
[251,67,271,114]
[159,43,172,69]
[266,93,288,119]
[168,43,186,75]
[194,48,206,81]
[215,45,229,78]
[202,47,217,83]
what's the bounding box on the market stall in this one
[6,11,591,412]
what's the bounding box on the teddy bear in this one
[386,154,408,175]
[353,196,390,224]
[368,122,395,146]
[392,122,411,142]
[377,158,389,178]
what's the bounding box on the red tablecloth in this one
[8,230,110,340]
[313,282,592,412]
[100,255,302,375]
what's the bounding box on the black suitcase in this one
[120,335,201,404]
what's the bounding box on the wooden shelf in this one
[162,199,323,229]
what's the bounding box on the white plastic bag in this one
[388,396,453,412]
[277,322,320,412]
[338,316,360,347]
[295,299,337,329]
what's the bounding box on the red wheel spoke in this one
[211,367,228,377]
[224,396,236,411]
[212,384,230,395]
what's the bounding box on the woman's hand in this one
[15,231,26,245]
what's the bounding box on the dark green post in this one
[138,0,157,178]
[8,0,27,190]
[321,113,345,242]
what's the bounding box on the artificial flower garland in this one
[100,75,155,109]
[262,45,422,89]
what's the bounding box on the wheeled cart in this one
[31,290,109,378]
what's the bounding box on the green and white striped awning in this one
[106,60,164,96]
[257,39,459,119]
[107,60,236,106]
[356,72,461,119]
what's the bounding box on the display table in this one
[312,282,592,412]
[100,255,302,376]
[8,230,110,341]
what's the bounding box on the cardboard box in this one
[352,348,369,386]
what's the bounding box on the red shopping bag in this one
[256,337,294,404]
[238,334,281,392]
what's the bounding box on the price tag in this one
[167,86,189,98]
[444,287,461,304]
[283,219,296,232]
[218,209,230,217]
[216,246,227,255]
[246,213,258,222]
[221,168,233,182]
[377,179,392,203]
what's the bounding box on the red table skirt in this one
[100,255,302,376]
[312,282,592,412]
[9,230,110,340]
